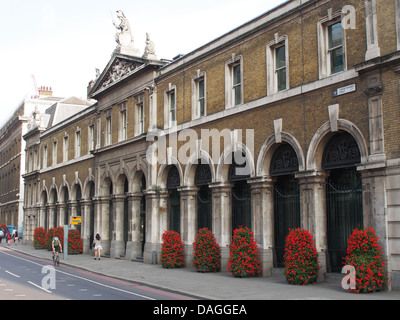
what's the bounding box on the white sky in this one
[0,0,286,126]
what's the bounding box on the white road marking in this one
[27,281,52,294]
[0,249,155,300]
[5,270,20,278]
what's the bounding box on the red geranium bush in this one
[45,226,83,255]
[161,230,184,269]
[283,228,320,286]
[344,228,388,293]
[227,227,261,278]
[193,228,221,272]
[33,227,47,249]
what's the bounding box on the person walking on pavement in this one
[14,230,18,245]
[6,231,11,246]
[0,229,3,244]
[93,233,102,260]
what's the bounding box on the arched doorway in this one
[167,166,181,233]
[229,151,251,233]
[271,144,300,267]
[195,163,212,230]
[323,132,363,273]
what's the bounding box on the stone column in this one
[296,171,329,281]
[80,200,92,254]
[143,190,162,264]
[47,204,55,228]
[125,192,143,261]
[178,186,199,268]
[58,203,67,227]
[297,170,329,280]
[97,196,111,255]
[110,195,126,258]
[248,177,275,276]
[209,182,233,271]
[39,205,46,229]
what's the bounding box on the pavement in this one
[3,242,400,300]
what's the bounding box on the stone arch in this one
[256,132,305,177]
[216,141,255,183]
[100,171,114,197]
[183,150,216,187]
[157,157,184,190]
[306,120,368,171]
[71,179,83,201]
[58,180,70,203]
[40,188,48,205]
[83,174,96,200]
[48,185,58,204]
[115,172,129,195]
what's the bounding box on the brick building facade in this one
[21,0,400,290]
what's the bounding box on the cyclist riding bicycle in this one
[52,237,62,261]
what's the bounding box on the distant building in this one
[0,87,92,236]
[21,1,400,291]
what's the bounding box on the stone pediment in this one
[90,55,145,96]
[99,57,143,89]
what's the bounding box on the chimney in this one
[39,86,53,97]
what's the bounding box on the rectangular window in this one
[52,140,57,165]
[43,145,47,169]
[89,126,95,152]
[169,91,176,126]
[63,136,69,162]
[318,14,346,79]
[275,45,287,91]
[120,110,127,141]
[139,103,144,134]
[198,79,205,117]
[328,22,344,74]
[106,117,112,146]
[232,64,242,106]
[75,131,81,158]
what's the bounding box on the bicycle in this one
[53,250,60,267]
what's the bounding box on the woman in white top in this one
[93,233,102,260]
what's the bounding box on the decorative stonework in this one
[100,58,142,89]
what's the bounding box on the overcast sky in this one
[0,0,285,127]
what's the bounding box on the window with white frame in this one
[43,144,47,169]
[225,54,243,108]
[105,111,112,146]
[135,94,145,136]
[267,35,289,95]
[191,70,207,120]
[88,125,95,152]
[119,102,127,141]
[75,129,81,158]
[52,140,57,165]
[63,134,69,162]
[318,11,346,78]
[164,84,177,128]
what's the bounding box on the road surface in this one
[0,246,195,300]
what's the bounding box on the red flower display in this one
[344,228,388,293]
[227,227,261,278]
[192,228,221,272]
[161,230,185,269]
[33,227,47,249]
[44,226,83,255]
[283,228,320,286]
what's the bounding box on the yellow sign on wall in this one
[71,217,82,225]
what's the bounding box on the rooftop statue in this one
[112,10,140,56]
[143,33,157,60]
